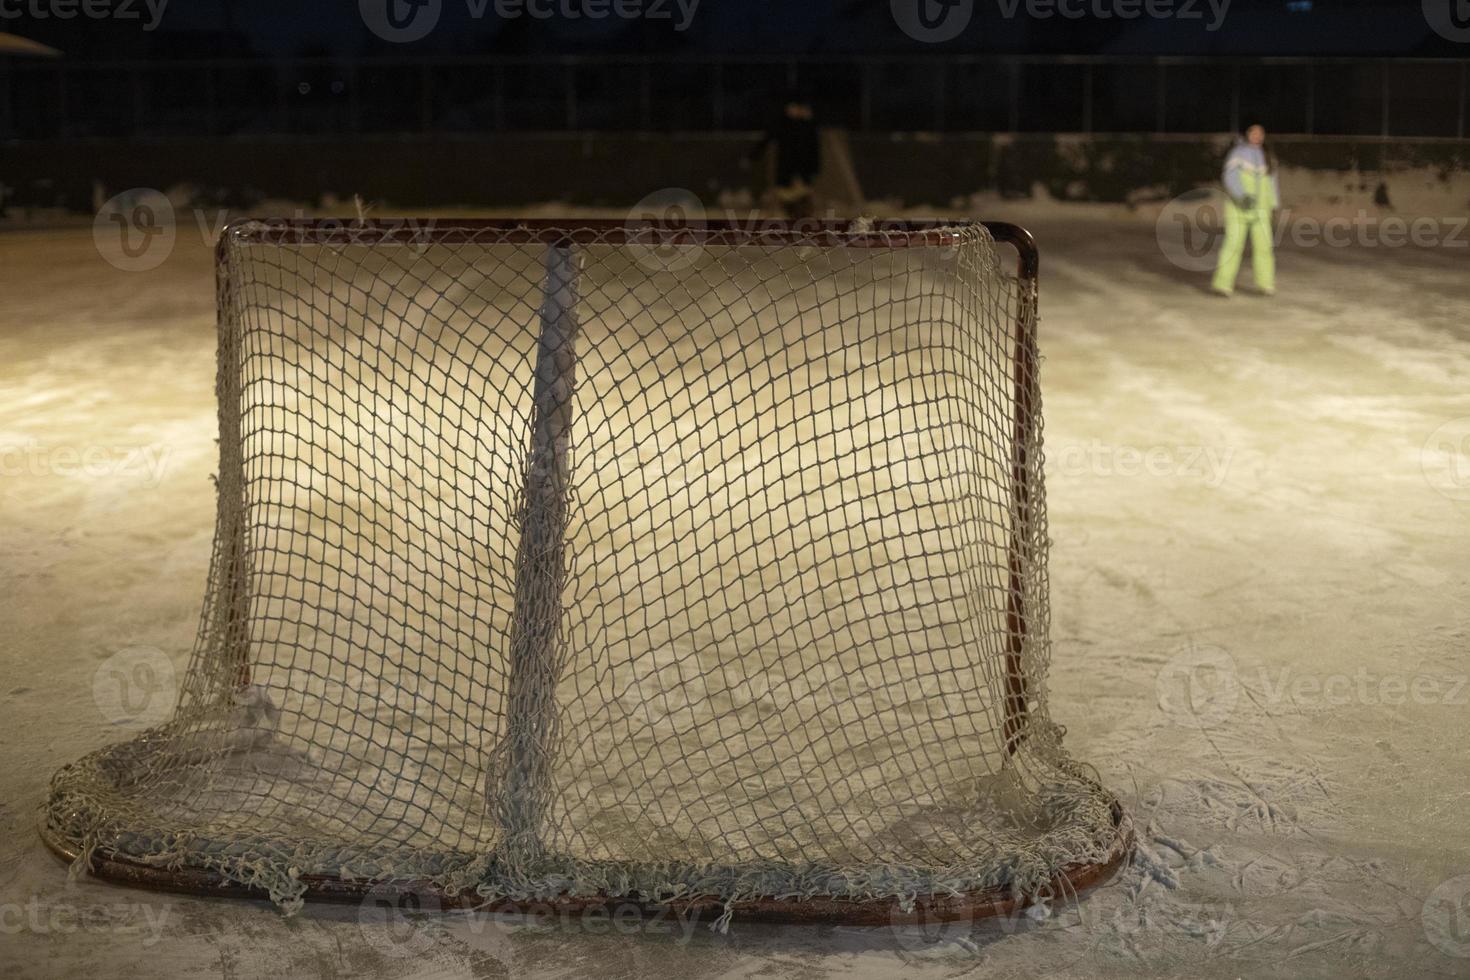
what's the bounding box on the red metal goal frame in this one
[45,218,1132,924]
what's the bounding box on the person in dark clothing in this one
[746,96,821,219]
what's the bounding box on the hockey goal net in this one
[45,218,1129,924]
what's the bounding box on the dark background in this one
[1,1,1466,210]
[6,0,1464,58]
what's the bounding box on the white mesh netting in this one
[45,219,1127,922]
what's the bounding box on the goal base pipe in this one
[41,802,1130,926]
[61,218,1086,923]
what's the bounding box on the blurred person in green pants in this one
[1212,124,1279,297]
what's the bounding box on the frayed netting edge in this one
[44,736,1126,932]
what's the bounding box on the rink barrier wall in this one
[2,132,1467,216]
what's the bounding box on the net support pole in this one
[997,225,1039,756]
[494,243,580,860]
[213,233,254,695]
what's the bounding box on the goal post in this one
[496,241,579,860]
[44,217,1131,925]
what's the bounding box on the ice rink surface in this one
[1,204,1467,978]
